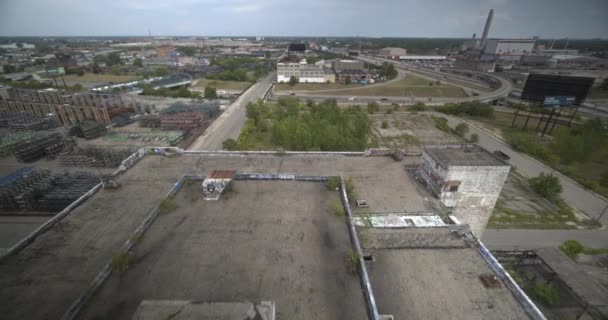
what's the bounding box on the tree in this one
[222,138,238,150]
[106,52,122,66]
[154,67,169,77]
[288,76,298,86]
[529,173,562,202]
[176,85,191,98]
[3,64,17,74]
[344,76,352,85]
[381,120,389,129]
[367,102,379,114]
[16,43,23,48]
[453,123,469,137]
[133,58,143,67]
[204,86,217,99]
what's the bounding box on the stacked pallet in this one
[14,133,65,162]
[0,169,98,212]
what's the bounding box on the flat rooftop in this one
[425,144,507,167]
[79,180,368,320]
[367,248,530,320]
[0,154,430,320]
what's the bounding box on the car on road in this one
[348,96,357,101]
[290,93,296,96]
[493,150,511,161]
[380,98,388,101]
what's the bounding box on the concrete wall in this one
[446,165,510,237]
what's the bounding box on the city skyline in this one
[1,0,607,38]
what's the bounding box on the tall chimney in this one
[480,9,494,50]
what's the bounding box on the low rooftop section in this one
[424,144,508,167]
[367,247,531,320]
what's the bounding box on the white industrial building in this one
[417,144,510,236]
[398,55,447,61]
[484,39,535,56]
[277,61,335,83]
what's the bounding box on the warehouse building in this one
[378,47,407,59]
[484,39,536,62]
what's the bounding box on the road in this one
[436,113,608,225]
[188,73,275,150]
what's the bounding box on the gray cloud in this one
[0,0,606,38]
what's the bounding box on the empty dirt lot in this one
[80,180,368,320]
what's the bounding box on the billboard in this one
[543,96,576,107]
[521,74,594,105]
[46,67,65,76]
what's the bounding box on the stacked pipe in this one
[111,113,135,128]
[68,121,107,140]
[0,132,37,158]
[0,169,98,212]
[103,128,184,146]
[159,112,205,131]
[14,133,64,162]
[7,115,60,132]
[139,115,161,128]
[0,168,52,210]
[59,145,137,167]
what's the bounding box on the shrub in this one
[345,177,356,200]
[453,123,469,137]
[381,120,389,129]
[469,133,479,143]
[409,102,427,111]
[431,116,450,132]
[222,138,238,150]
[159,199,178,214]
[346,250,360,273]
[329,199,345,217]
[327,177,341,190]
[534,282,559,306]
[560,240,584,260]
[112,252,134,272]
[529,173,562,202]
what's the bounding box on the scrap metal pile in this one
[59,144,137,167]
[68,121,107,139]
[0,168,99,212]
[0,113,60,131]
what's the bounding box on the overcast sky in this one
[1,0,606,38]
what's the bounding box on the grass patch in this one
[328,199,345,217]
[159,199,178,214]
[488,201,580,230]
[346,250,360,274]
[560,239,608,261]
[193,79,252,91]
[111,252,134,273]
[275,83,362,91]
[344,177,357,200]
[317,75,468,97]
[326,177,341,191]
[533,282,559,306]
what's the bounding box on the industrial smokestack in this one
[480,9,494,50]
